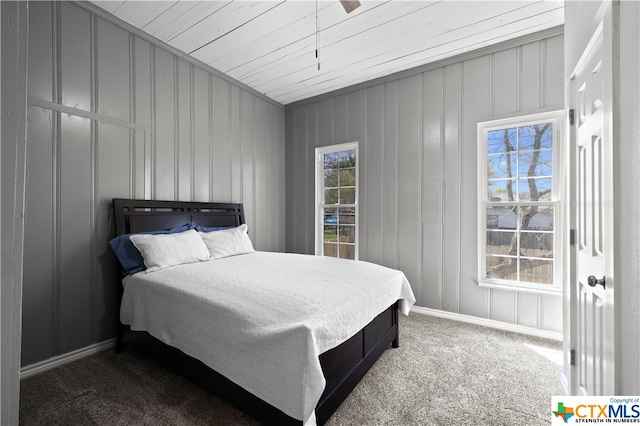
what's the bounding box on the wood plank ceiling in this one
[89,0,564,105]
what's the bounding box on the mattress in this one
[120,251,415,424]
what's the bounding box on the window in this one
[315,142,358,260]
[478,111,563,291]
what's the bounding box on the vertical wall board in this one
[492,48,519,116]
[133,38,152,199]
[333,94,348,142]
[177,59,192,201]
[460,56,490,319]
[265,105,274,250]
[517,292,539,328]
[421,175,442,309]
[229,85,242,203]
[273,105,284,252]
[421,69,444,309]
[541,294,562,333]
[254,99,270,251]
[284,108,296,252]
[134,130,146,199]
[134,37,152,128]
[293,107,308,254]
[60,2,91,112]
[58,115,93,353]
[241,91,255,240]
[520,42,542,111]
[278,104,287,251]
[490,289,517,324]
[305,104,317,255]
[397,75,422,180]
[267,104,277,251]
[1,3,28,420]
[96,18,130,122]
[95,122,132,341]
[365,85,385,266]
[397,182,421,302]
[211,76,232,203]
[192,67,210,202]
[316,98,333,146]
[348,90,367,260]
[441,63,461,313]
[277,109,286,252]
[382,80,399,269]
[21,107,55,365]
[544,35,564,108]
[397,74,423,303]
[421,225,442,309]
[27,2,53,102]
[422,69,444,180]
[153,48,176,200]
[348,90,366,142]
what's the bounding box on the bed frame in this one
[112,198,400,425]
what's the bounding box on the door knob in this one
[587,275,606,288]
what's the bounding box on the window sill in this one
[477,279,562,295]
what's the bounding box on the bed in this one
[111,198,415,425]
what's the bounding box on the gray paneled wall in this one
[22,1,285,366]
[285,31,564,334]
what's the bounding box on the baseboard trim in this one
[411,306,563,341]
[20,339,115,379]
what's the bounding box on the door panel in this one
[571,18,615,396]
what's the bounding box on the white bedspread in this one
[120,251,415,424]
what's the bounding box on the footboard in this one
[119,302,399,425]
[316,302,399,424]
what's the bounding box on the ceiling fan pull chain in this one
[316,0,320,70]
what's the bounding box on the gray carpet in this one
[20,313,563,425]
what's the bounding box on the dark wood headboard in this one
[112,198,245,236]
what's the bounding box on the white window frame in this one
[477,111,564,293]
[315,142,359,260]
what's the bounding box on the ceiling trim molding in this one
[72,0,284,109]
[286,25,564,109]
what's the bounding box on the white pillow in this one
[198,224,254,260]
[130,229,211,273]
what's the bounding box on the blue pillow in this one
[195,225,234,233]
[109,224,192,275]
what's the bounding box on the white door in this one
[569,13,615,395]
